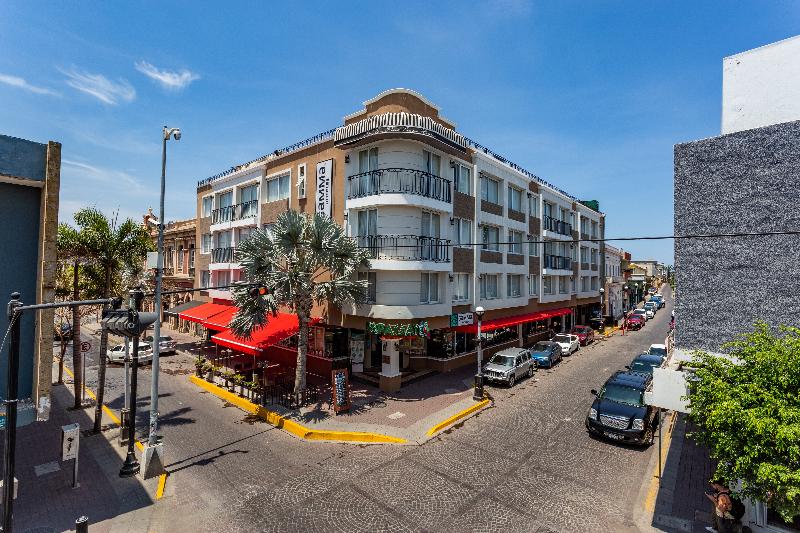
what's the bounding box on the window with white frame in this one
[217,270,231,288]
[297,164,307,199]
[480,274,499,299]
[420,272,440,304]
[591,220,598,239]
[240,184,258,217]
[201,234,212,254]
[508,230,523,255]
[423,150,440,177]
[507,186,523,213]
[482,225,500,251]
[543,275,555,295]
[189,245,195,268]
[200,270,210,288]
[529,194,538,217]
[217,230,232,249]
[580,246,589,264]
[480,175,500,204]
[239,227,254,243]
[529,275,539,296]
[559,276,568,294]
[581,217,589,235]
[266,173,290,202]
[591,276,599,290]
[202,196,213,217]
[453,218,472,247]
[591,249,598,266]
[453,164,471,195]
[529,238,538,257]
[453,273,470,302]
[358,271,377,303]
[581,276,589,292]
[507,274,522,298]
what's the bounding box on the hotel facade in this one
[188,89,603,391]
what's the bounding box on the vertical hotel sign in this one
[316,159,333,218]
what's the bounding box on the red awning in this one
[178,302,233,324]
[202,306,238,331]
[452,308,572,334]
[211,314,319,356]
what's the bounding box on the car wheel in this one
[527,366,534,378]
[508,374,515,387]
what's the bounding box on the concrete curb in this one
[426,398,491,437]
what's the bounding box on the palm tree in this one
[230,211,371,403]
[57,223,88,409]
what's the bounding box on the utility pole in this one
[119,287,144,478]
[3,292,22,532]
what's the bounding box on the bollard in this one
[75,515,89,533]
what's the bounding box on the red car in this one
[626,315,644,330]
[570,325,596,346]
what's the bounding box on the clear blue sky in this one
[2,1,798,264]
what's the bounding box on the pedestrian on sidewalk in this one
[705,480,738,533]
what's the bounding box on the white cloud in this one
[134,61,199,90]
[62,158,146,192]
[0,73,58,96]
[61,66,136,105]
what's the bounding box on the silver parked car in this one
[482,348,536,387]
[145,335,178,355]
[107,342,153,365]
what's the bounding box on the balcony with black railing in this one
[211,247,236,263]
[347,168,452,203]
[543,215,572,236]
[357,235,451,262]
[544,254,572,270]
[211,200,259,224]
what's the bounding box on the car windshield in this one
[489,355,514,367]
[553,335,570,343]
[630,361,658,374]
[573,327,587,333]
[532,343,551,352]
[600,384,643,406]
[633,310,646,315]
[649,347,666,356]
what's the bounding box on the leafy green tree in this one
[687,322,800,522]
[230,211,371,402]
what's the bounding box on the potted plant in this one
[221,370,235,390]
[242,380,256,401]
[233,374,245,396]
[195,356,207,377]
[203,361,215,382]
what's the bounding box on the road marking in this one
[644,411,678,513]
[155,472,168,500]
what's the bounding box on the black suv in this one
[586,371,659,446]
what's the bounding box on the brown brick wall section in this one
[480,250,502,264]
[508,209,525,223]
[529,216,541,235]
[507,253,524,266]
[530,257,540,274]
[453,248,474,273]
[480,200,503,217]
[529,182,540,193]
[260,199,290,225]
[453,191,475,220]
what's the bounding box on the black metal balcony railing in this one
[347,168,452,203]
[211,247,236,263]
[543,215,572,236]
[358,235,451,262]
[544,255,572,270]
[211,200,259,224]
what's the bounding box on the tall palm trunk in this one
[71,260,82,409]
[293,296,312,404]
[93,264,112,433]
[57,336,67,384]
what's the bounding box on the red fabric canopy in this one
[202,306,238,331]
[178,302,233,324]
[211,314,319,356]
[452,307,572,334]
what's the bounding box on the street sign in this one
[79,341,91,353]
[61,423,80,461]
[449,313,474,327]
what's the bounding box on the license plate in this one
[605,432,624,440]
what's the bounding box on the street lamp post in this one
[144,126,180,478]
[120,287,144,478]
[473,306,485,401]
[599,287,605,329]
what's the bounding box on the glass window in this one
[454,164,471,195]
[189,245,195,268]
[453,273,470,301]
[201,234,212,254]
[482,225,500,251]
[218,191,233,209]
[202,196,213,217]
[240,184,258,204]
[424,150,440,177]
[359,147,379,173]
[508,230,523,254]
[507,274,522,298]
[591,277,599,290]
[266,174,290,202]
[508,187,522,212]
[358,271,376,303]
[238,227,253,243]
[480,274,499,299]
[581,276,589,292]
[481,176,499,204]
[529,275,539,296]
[454,218,472,247]
[543,275,554,295]
[559,276,568,294]
[529,239,538,257]
[420,273,439,303]
[200,270,210,288]
[217,230,232,249]
[581,246,589,263]
[529,195,538,217]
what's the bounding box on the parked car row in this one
[625,293,665,330]
[585,342,669,447]
[106,335,177,365]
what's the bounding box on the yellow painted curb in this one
[63,365,122,426]
[644,411,678,512]
[188,375,407,444]
[426,398,491,437]
[155,473,168,500]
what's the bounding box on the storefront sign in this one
[316,159,333,218]
[331,368,351,414]
[368,321,429,337]
[449,313,474,327]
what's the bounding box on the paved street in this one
[42,287,677,532]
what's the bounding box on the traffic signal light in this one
[102,309,158,337]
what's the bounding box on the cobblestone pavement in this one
[32,288,678,532]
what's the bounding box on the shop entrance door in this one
[368,333,383,370]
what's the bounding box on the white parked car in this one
[632,309,649,322]
[552,334,580,356]
[107,342,153,365]
[145,335,178,355]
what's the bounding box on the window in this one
[508,230,523,255]
[529,239,538,257]
[559,276,568,294]
[201,234,212,254]
[453,218,472,247]
[481,176,499,204]
[507,274,522,298]
[262,223,275,236]
[297,164,307,199]
[200,271,210,288]
[453,164,471,195]
[165,247,173,268]
[507,186,523,213]
[529,194,538,217]
[480,274,499,299]
[543,275,554,295]
[240,184,258,217]
[453,273,470,302]
[266,174,290,202]
[423,150,440,177]
[591,277,599,290]
[581,217,589,235]
[359,148,379,173]
[358,271,376,303]
[581,276,589,292]
[189,245,195,269]
[216,270,230,288]
[580,246,589,264]
[591,249,598,266]
[591,220,598,239]
[420,273,440,304]
[482,225,500,251]
[357,209,377,251]
[543,201,553,220]
[217,230,232,249]
[239,227,253,243]
[571,277,575,293]
[529,275,539,296]
[218,191,233,209]
[177,247,184,271]
[202,196,213,217]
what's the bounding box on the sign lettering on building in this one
[367,321,429,338]
[449,313,474,327]
[316,159,333,218]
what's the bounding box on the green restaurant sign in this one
[367,321,429,337]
